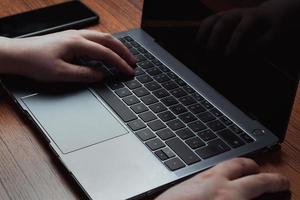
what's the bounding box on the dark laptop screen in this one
[141,0,299,141]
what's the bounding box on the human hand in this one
[197,0,300,56]
[155,158,289,200]
[0,30,136,82]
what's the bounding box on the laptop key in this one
[141,94,158,105]
[119,37,127,43]
[135,54,147,62]
[240,133,254,143]
[133,87,150,97]
[207,120,226,132]
[188,103,206,114]
[178,112,197,123]
[176,128,195,140]
[174,78,187,86]
[131,103,148,114]
[135,128,156,141]
[153,74,170,83]
[167,119,185,131]
[191,93,204,101]
[115,87,132,98]
[162,81,178,90]
[158,111,176,122]
[217,129,245,148]
[131,41,141,48]
[137,47,147,54]
[169,104,187,115]
[210,108,223,117]
[158,64,170,72]
[196,139,230,159]
[200,100,214,109]
[164,157,185,171]
[123,95,140,106]
[161,96,179,106]
[144,52,155,60]
[144,81,161,91]
[179,95,196,106]
[170,88,188,98]
[135,67,145,76]
[166,137,200,165]
[188,120,207,132]
[124,80,142,90]
[166,71,178,79]
[182,85,196,94]
[153,88,169,99]
[136,74,153,83]
[219,116,233,126]
[197,112,216,123]
[128,119,146,131]
[162,147,175,158]
[123,42,133,49]
[148,120,166,131]
[152,58,163,66]
[146,67,162,76]
[186,137,205,149]
[95,85,137,122]
[124,36,134,42]
[155,150,168,161]
[197,129,217,141]
[139,111,157,122]
[157,128,176,140]
[146,138,165,151]
[137,60,154,69]
[149,102,167,113]
[229,124,243,134]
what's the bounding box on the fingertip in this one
[129,55,137,66]
[275,174,290,191]
[127,66,135,76]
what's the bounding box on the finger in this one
[231,173,290,199]
[73,39,134,75]
[79,30,136,65]
[196,14,219,49]
[56,61,105,82]
[206,12,242,54]
[204,158,260,180]
[225,14,258,56]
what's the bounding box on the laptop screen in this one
[141,0,299,141]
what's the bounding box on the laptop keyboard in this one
[88,36,255,171]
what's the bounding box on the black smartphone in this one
[0,1,99,38]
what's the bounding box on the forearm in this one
[0,37,22,74]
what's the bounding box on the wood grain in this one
[0,0,299,200]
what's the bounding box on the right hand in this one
[156,158,289,200]
[0,30,136,82]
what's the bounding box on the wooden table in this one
[0,0,299,199]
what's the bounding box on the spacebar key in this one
[166,138,200,165]
[94,85,137,122]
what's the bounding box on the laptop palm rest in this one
[21,89,128,154]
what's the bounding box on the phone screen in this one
[0,1,99,38]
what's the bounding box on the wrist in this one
[0,37,25,75]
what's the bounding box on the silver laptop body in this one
[1,0,298,199]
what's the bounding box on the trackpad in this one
[22,89,128,154]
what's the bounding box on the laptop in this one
[1,0,299,199]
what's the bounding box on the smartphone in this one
[0,1,99,38]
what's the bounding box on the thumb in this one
[57,61,105,82]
